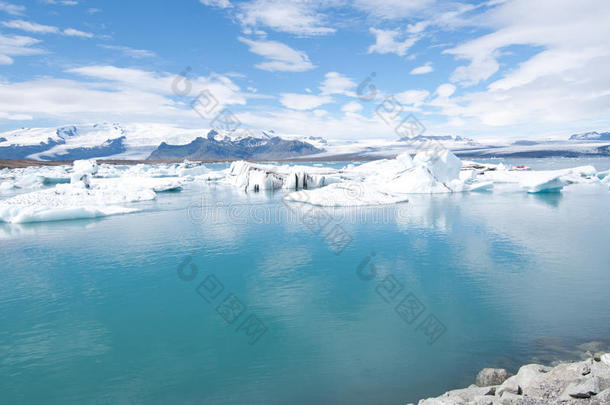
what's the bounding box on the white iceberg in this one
[285,150,468,206]
[284,182,409,207]
[0,205,139,224]
[0,176,159,224]
[227,161,332,192]
[479,165,598,193]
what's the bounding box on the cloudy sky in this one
[1,0,609,140]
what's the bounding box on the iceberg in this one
[1,147,607,221]
[283,151,607,206]
[227,161,333,192]
[479,165,598,193]
[0,158,196,223]
[0,205,139,224]
[0,176,158,224]
[284,150,468,206]
[284,182,409,207]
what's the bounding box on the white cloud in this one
[279,93,332,110]
[1,19,58,33]
[395,89,429,106]
[99,45,156,59]
[199,0,232,8]
[341,101,363,114]
[0,34,43,65]
[0,66,248,123]
[0,78,178,120]
[444,0,610,86]
[435,0,610,130]
[410,63,433,75]
[42,0,78,5]
[367,28,419,57]
[2,19,94,38]
[406,21,430,34]
[66,65,246,106]
[0,111,32,120]
[236,0,335,36]
[436,83,456,98]
[319,72,356,96]
[238,36,315,72]
[0,1,25,15]
[237,108,403,141]
[63,28,93,38]
[353,0,434,19]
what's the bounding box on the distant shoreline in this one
[2,152,610,170]
[0,155,383,169]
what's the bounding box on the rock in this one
[472,395,493,405]
[593,388,610,404]
[560,376,601,400]
[499,392,522,404]
[418,397,465,405]
[417,356,610,404]
[417,385,492,405]
[476,368,511,387]
[512,364,551,392]
[496,377,522,397]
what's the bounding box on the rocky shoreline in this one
[417,353,610,404]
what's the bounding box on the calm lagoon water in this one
[2,158,610,404]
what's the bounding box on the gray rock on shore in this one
[418,353,610,404]
[476,369,512,387]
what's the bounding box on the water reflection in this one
[1,180,609,405]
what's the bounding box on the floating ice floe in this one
[1,151,608,220]
[285,150,468,206]
[283,150,606,206]
[0,165,72,193]
[0,183,150,223]
[227,161,336,192]
[479,165,598,193]
[0,159,183,223]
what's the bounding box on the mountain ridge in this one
[147,130,324,160]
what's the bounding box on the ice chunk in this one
[0,181,15,192]
[412,148,462,183]
[0,205,139,223]
[0,177,157,224]
[284,183,409,207]
[152,181,183,192]
[72,159,99,175]
[285,149,467,206]
[228,161,331,192]
[468,181,494,192]
[15,174,45,189]
[479,165,599,193]
[522,175,567,193]
[70,159,99,188]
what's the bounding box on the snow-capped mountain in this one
[148,130,324,160]
[569,131,610,141]
[0,123,328,161]
[0,123,127,160]
[0,123,207,161]
[2,123,610,161]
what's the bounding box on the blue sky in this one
[1,0,610,140]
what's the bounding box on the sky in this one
[1,0,610,141]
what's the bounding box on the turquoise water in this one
[2,159,610,404]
